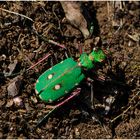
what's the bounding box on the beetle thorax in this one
[79,53,94,69]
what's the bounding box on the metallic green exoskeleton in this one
[35,49,106,103]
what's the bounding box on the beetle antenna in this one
[87,77,95,109]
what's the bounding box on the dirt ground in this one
[0,1,140,139]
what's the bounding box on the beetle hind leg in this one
[55,88,81,108]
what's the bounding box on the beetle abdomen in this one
[35,58,85,103]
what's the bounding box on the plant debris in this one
[60,2,90,39]
[7,76,23,97]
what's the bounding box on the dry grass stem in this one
[110,91,140,123]
[0,7,34,22]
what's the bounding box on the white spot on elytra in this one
[60,61,63,64]
[49,99,53,103]
[65,90,68,94]
[36,80,39,83]
[48,74,53,79]
[75,83,78,86]
[49,68,52,71]
[54,84,61,90]
[35,89,39,94]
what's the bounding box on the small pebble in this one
[13,97,23,107]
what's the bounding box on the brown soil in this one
[0,1,139,139]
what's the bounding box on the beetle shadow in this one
[102,64,131,137]
[78,62,131,137]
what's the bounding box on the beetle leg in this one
[55,88,81,108]
[103,95,115,115]
[46,105,56,109]
[90,83,95,109]
[86,77,95,109]
[77,100,102,124]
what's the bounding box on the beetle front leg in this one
[86,77,95,109]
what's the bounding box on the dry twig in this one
[0,7,34,22]
[27,53,51,71]
[52,4,63,36]
[110,91,140,123]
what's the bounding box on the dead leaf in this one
[61,2,90,39]
[7,76,23,97]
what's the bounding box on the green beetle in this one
[35,49,106,103]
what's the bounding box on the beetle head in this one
[89,48,106,63]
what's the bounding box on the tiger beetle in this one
[34,48,106,129]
